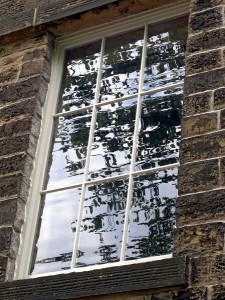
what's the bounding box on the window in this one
[16,4,188,279]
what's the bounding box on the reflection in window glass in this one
[31,188,81,275]
[46,111,92,189]
[77,179,128,267]
[100,28,144,102]
[135,88,182,170]
[144,16,187,90]
[30,15,187,275]
[89,98,137,180]
[126,168,177,260]
[58,41,101,112]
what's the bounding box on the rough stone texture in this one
[183,92,211,117]
[181,113,217,138]
[0,198,25,232]
[178,159,219,195]
[214,87,225,110]
[186,50,222,75]
[180,130,225,163]
[187,28,225,54]
[172,287,207,300]
[174,222,225,256]
[0,257,9,283]
[190,0,224,12]
[185,67,225,94]
[189,6,224,33]
[0,228,19,260]
[176,189,225,227]
[191,255,225,286]
[211,285,225,300]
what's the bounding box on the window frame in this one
[15,0,190,280]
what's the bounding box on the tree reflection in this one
[33,19,187,273]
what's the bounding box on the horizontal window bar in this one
[53,81,184,118]
[40,162,179,194]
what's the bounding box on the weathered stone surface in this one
[0,134,38,158]
[0,198,25,232]
[186,50,222,75]
[220,109,225,129]
[181,113,217,138]
[211,285,225,300]
[185,67,225,95]
[178,159,219,195]
[0,97,41,122]
[0,154,32,177]
[187,28,225,54]
[219,157,225,186]
[0,76,48,106]
[174,222,225,256]
[0,173,30,201]
[0,117,40,139]
[172,287,207,300]
[176,189,225,226]
[19,58,51,80]
[180,131,225,163]
[0,257,8,283]
[190,0,223,12]
[0,227,19,259]
[183,92,211,116]
[0,65,20,87]
[189,7,223,33]
[214,87,225,110]
[191,254,225,285]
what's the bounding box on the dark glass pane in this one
[135,88,182,170]
[100,28,144,102]
[76,179,128,267]
[88,98,137,180]
[144,16,187,90]
[46,110,91,189]
[126,168,177,260]
[58,41,101,112]
[30,188,81,275]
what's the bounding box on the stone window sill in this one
[0,257,187,299]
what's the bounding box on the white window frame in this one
[15,0,190,280]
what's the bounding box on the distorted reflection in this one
[77,179,128,267]
[126,168,177,260]
[89,99,137,180]
[58,41,101,112]
[100,28,144,102]
[31,188,81,274]
[136,88,182,170]
[144,16,187,90]
[46,111,91,189]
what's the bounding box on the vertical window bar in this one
[71,37,106,269]
[120,24,148,261]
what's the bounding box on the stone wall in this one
[1,0,225,299]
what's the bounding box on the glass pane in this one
[144,16,187,90]
[30,188,81,275]
[135,88,182,170]
[46,110,92,189]
[126,168,177,260]
[76,179,128,267]
[100,28,144,102]
[88,98,137,180]
[58,41,101,112]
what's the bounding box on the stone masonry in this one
[1,0,225,299]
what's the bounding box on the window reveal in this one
[30,16,187,275]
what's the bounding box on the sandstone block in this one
[180,131,225,164]
[0,227,19,259]
[183,92,211,116]
[181,113,217,138]
[174,222,225,256]
[186,50,222,75]
[185,67,225,95]
[178,159,219,195]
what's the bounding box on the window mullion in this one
[120,24,148,261]
[70,36,106,269]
